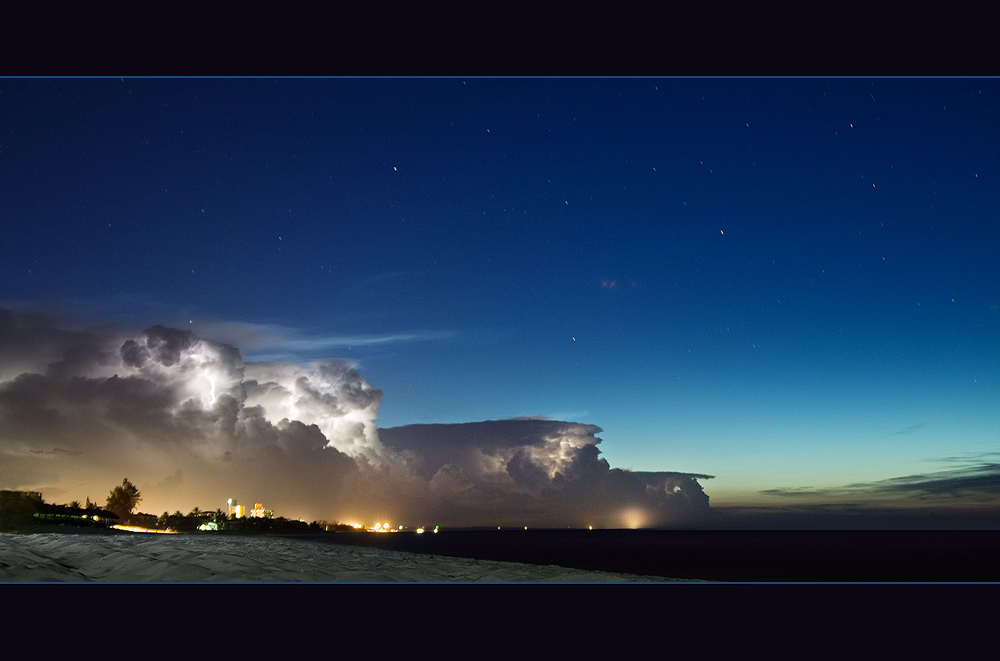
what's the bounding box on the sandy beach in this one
[0,531,688,582]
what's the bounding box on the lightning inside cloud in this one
[0,308,714,527]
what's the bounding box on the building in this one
[227,498,244,518]
[227,498,271,518]
[249,503,268,517]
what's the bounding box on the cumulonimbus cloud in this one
[0,307,714,527]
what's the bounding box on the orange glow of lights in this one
[111,525,177,534]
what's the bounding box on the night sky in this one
[2,78,998,528]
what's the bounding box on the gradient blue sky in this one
[3,78,998,513]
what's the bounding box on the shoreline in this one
[10,526,997,582]
[0,531,689,582]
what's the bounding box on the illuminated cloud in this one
[0,307,714,527]
[0,308,374,520]
[243,361,383,460]
[379,420,715,527]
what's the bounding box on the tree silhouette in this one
[106,478,142,519]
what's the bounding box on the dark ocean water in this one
[282,529,1000,582]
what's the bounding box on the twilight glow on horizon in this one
[1,78,997,528]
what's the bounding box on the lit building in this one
[249,503,269,518]
[227,498,244,518]
[228,498,270,518]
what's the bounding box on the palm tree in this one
[105,478,142,520]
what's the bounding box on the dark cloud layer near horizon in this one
[0,307,715,527]
[761,461,1000,503]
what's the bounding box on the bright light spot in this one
[111,525,176,534]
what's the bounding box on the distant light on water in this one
[621,508,647,529]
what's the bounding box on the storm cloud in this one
[380,420,714,527]
[0,308,714,527]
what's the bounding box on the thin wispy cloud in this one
[188,320,454,362]
[279,331,454,350]
[925,451,1000,465]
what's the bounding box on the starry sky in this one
[2,78,998,527]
